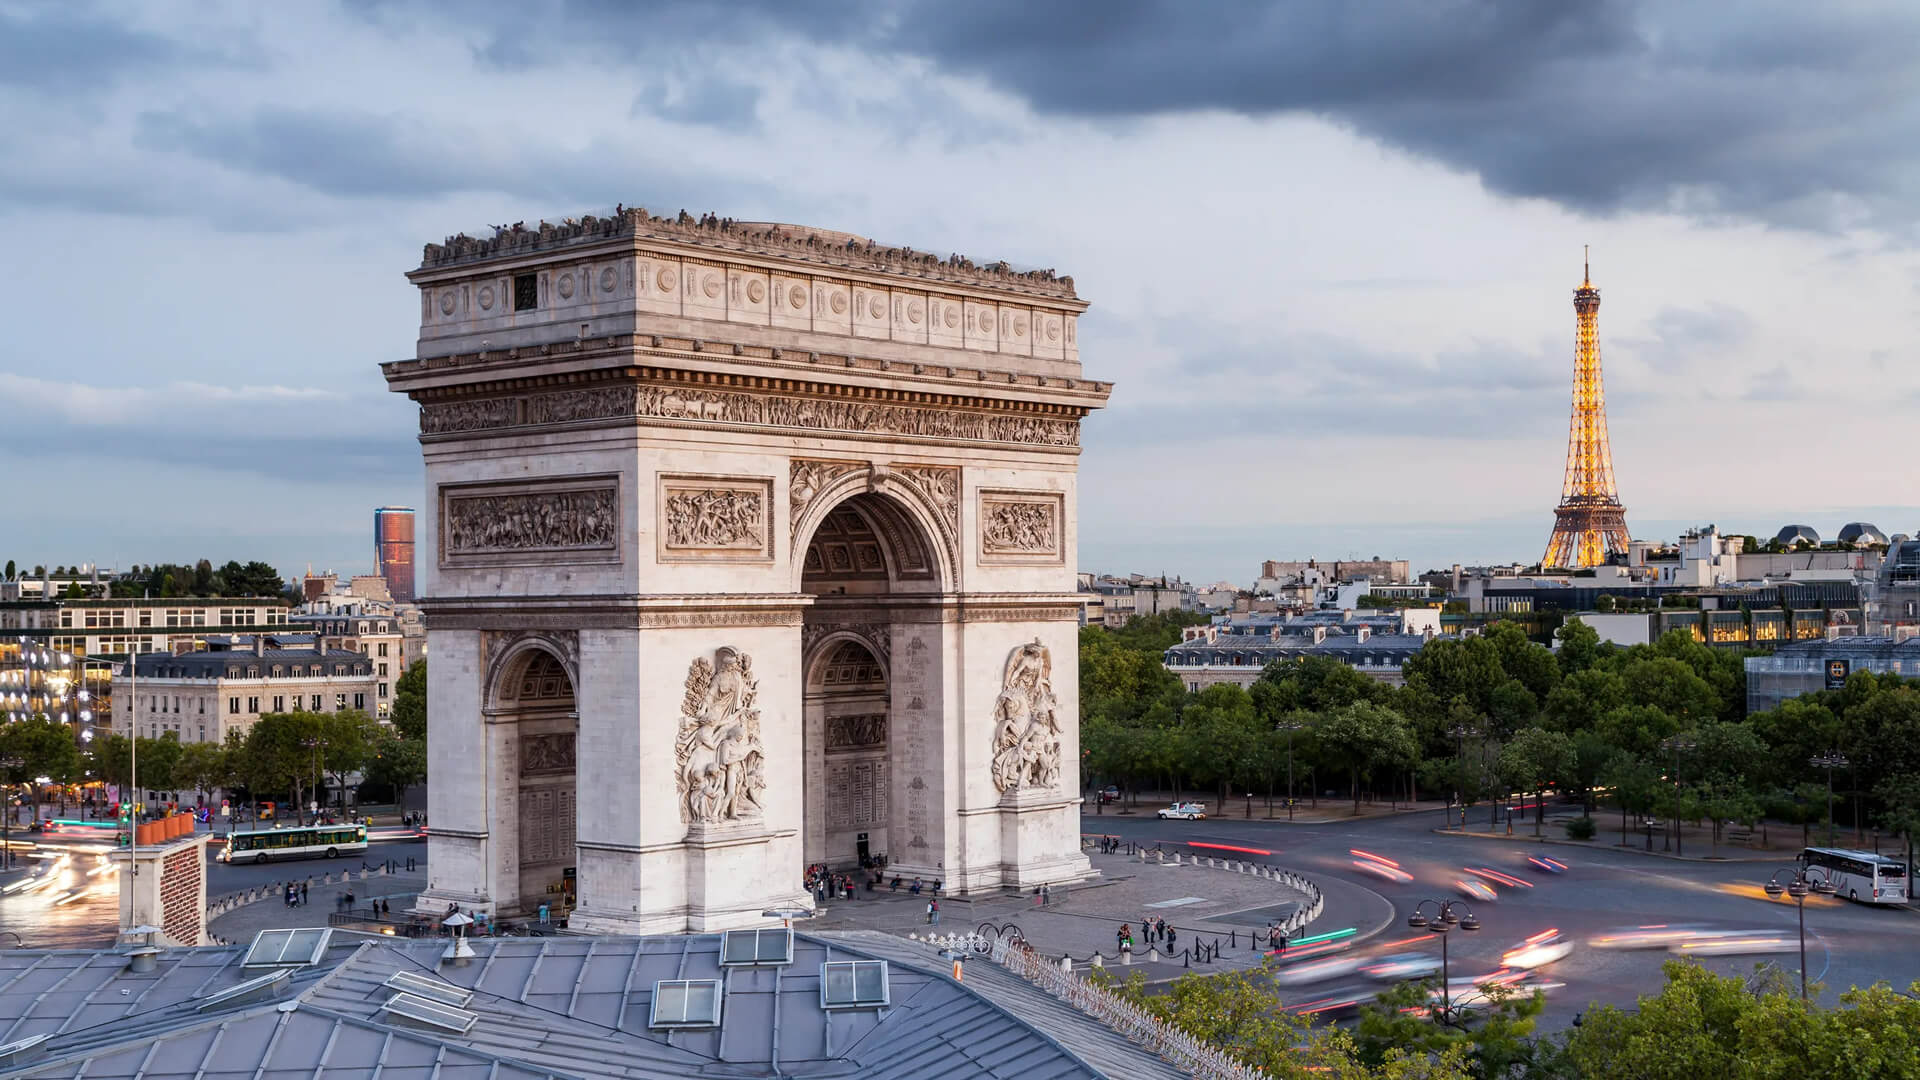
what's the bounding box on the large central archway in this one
[797,486,952,880]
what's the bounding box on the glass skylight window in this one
[820,960,888,1008]
[241,928,332,967]
[381,992,479,1033]
[650,979,723,1028]
[720,927,793,966]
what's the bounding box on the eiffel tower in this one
[1541,248,1630,568]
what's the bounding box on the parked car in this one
[1157,801,1208,820]
[1098,785,1121,804]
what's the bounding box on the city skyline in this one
[4,3,1918,582]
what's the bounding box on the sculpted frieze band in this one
[421,382,1079,449]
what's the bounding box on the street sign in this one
[1825,658,1850,690]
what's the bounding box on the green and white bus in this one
[221,823,368,864]
[1800,847,1908,904]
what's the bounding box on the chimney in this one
[253,635,265,658]
[315,635,327,656]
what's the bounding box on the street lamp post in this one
[1664,735,1696,857]
[1765,865,1837,1000]
[1810,752,1849,847]
[0,754,21,871]
[301,737,326,823]
[1406,899,1481,1024]
[1446,723,1476,830]
[1277,720,1304,821]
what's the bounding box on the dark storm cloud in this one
[850,0,1920,230]
[432,0,1920,232]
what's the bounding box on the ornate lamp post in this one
[1765,865,1837,1000]
[1406,898,1481,1024]
[1810,752,1849,847]
[301,737,328,822]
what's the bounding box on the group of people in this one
[804,865,860,903]
[1093,835,1124,854]
[1118,915,1177,956]
[1266,922,1290,955]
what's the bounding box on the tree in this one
[1620,656,1720,725]
[1097,964,1475,1078]
[1565,961,1920,1079]
[1179,684,1262,809]
[389,660,428,741]
[2,559,13,581]
[363,733,428,804]
[1554,617,1606,676]
[1317,702,1420,814]
[0,717,82,823]
[174,741,230,797]
[1499,728,1575,835]
[319,710,382,809]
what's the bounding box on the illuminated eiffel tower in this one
[1541,248,1630,568]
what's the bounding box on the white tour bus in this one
[221,823,369,864]
[1799,846,1908,904]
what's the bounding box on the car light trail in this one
[1188,842,1273,856]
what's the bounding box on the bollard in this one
[1148,948,1160,963]
[1061,958,1072,974]
[1092,954,1104,969]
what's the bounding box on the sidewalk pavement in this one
[207,872,425,944]
[807,852,1393,980]
[1438,810,1833,865]
[1088,797,1451,826]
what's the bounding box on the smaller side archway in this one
[488,646,579,915]
[801,635,892,869]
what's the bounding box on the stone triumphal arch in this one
[383,209,1108,932]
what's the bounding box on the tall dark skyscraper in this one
[374,506,417,601]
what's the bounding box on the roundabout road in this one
[1083,803,1920,1029]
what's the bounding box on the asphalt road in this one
[0,835,427,952]
[1084,802,1920,1028]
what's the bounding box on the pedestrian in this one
[1165,926,1177,953]
[346,889,355,909]
[927,898,939,924]
[300,881,309,905]
[910,878,922,896]
[538,901,550,925]
[1275,928,1288,957]
[381,898,390,916]
[933,879,943,896]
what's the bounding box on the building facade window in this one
[377,643,388,657]
[335,693,347,711]
[353,693,365,710]
[378,683,388,699]
[247,696,259,712]
[310,694,321,710]
[228,697,239,714]
[272,696,284,712]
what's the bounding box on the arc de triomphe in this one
[382,209,1108,932]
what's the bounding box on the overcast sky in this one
[3,1,1917,585]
